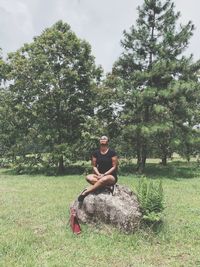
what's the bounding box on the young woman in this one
[78,135,118,202]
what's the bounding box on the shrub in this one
[136,177,164,225]
[118,158,137,175]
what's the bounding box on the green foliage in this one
[112,0,200,171]
[1,8,200,173]
[4,21,101,173]
[0,48,8,82]
[118,158,137,175]
[137,177,164,224]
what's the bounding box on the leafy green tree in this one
[0,89,17,163]
[0,49,6,82]
[176,122,200,162]
[112,0,200,171]
[77,76,122,161]
[7,21,101,173]
[0,49,12,163]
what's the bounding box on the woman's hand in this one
[97,174,105,179]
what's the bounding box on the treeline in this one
[0,0,200,174]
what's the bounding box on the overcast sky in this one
[0,0,200,72]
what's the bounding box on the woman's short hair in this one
[100,135,109,141]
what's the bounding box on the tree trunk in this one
[160,144,169,166]
[161,155,167,166]
[136,144,147,173]
[136,149,141,169]
[137,156,146,173]
[58,156,64,174]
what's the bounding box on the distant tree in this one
[0,48,9,83]
[0,49,12,162]
[77,75,122,160]
[0,89,16,162]
[0,49,5,82]
[112,0,200,171]
[7,21,101,173]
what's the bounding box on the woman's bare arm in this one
[91,156,101,176]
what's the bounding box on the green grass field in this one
[1,162,200,267]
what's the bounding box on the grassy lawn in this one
[1,162,200,267]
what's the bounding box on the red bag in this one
[70,207,81,234]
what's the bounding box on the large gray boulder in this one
[71,184,142,233]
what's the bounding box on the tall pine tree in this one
[113,0,200,171]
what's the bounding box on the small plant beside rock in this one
[136,177,164,226]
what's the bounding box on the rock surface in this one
[71,184,142,233]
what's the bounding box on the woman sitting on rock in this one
[78,135,118,202]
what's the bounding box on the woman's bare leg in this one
[86,174,98,185]
[78,174,116,201]
[83,175,115,195]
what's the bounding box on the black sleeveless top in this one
[92,149,118,180]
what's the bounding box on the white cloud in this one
[0,0,34,56]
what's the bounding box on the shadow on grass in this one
[140,219,165,235]
[119,161,200,180]
[0,165,91,177]
[1,161,200,180]
[144,161,200,180]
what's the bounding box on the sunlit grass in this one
[0,162,200,267]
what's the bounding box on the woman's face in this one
[99,136,109,145]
